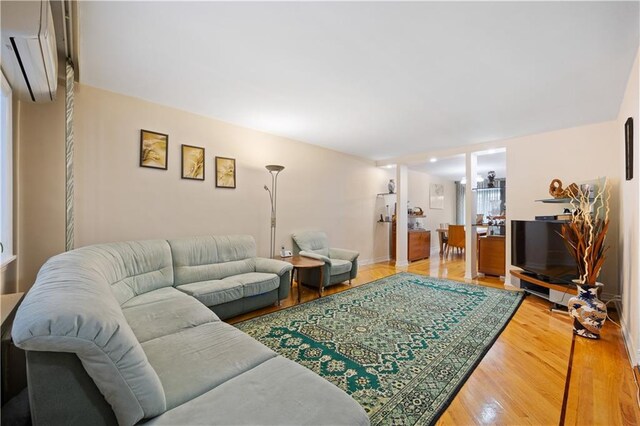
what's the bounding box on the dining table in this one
[436,226,487,255]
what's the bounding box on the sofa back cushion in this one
[90,240,175,305]
[292,230,330,257]
[169,235,257,286]
[12,246,167,426]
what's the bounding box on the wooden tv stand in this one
[509,269,577,295]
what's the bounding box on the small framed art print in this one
[215,156,236,188]
[181,145,205,180]
[140,130,168,170]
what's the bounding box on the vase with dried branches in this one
[559,179,610,339]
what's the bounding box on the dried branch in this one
[558,179,610,286]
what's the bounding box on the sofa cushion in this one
[330,258,353,276]
[168,235,257,285]
[142,322,276,410]
[177,280,243,306]
[12,247,167,426]
[145,356,369,426]
[123,290,218,343]
[231,272,280,297]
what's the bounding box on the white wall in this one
[372,169,396,263]
[408,169,456,251]
[505,121,621,299]
[15,88,66,293]
[617,47,639,365]
[15,84,390,291]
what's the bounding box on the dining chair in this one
[439,223,450,254]
[446,225,465,256]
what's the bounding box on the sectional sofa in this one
[12,235,369,425]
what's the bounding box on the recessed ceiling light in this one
[429,158,437,163]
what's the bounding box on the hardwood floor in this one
[228,252,640,425]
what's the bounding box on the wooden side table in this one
[1,292,25,405]
[276,256,325,303]
[1,293,24,328]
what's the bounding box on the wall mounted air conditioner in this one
[1,0,58,102]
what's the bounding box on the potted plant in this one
[559,179,610,339]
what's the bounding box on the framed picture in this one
[140,130,168,170]
[430,183,444,209]
[181,144,205,180]
[625,117,633,181]
[215,156,236,188]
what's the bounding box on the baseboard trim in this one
[602,292,620,303]
[395,260,409,267]
[358,257,390,267]
[616,300,639,367]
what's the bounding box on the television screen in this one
[511,220,578,284]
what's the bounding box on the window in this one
[476,187,504,217]
[1,71,14,267]
[456,181,506,225]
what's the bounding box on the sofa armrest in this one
[299,251,332,266]
[255,258,292,301]
[255,258,293,276]
[329,248,359,262]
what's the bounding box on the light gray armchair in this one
[291,231,359,290]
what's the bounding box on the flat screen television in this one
[511,220,578,284]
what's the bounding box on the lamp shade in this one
[265,165,284,172]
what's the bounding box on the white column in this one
[395,164,409,267]
[465,153,478,279]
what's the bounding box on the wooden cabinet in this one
[391,223,431,262]
[478,235,505,276]
[391,224,395,260]
[408,230,431,261]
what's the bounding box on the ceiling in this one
[78,1,639,161]
[411,151,507,181]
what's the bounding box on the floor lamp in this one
[264,165,284,258]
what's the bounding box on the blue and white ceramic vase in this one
[568,282,607,339]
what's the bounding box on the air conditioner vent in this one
[1,0,58,102]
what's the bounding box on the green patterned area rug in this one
[235,273,523,425]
